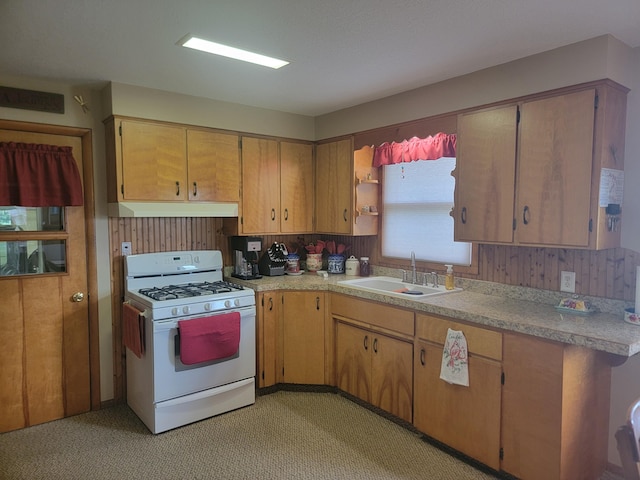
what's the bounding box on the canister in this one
[327,254,345,274]
[359,257,370,277]
[345,255,359,276]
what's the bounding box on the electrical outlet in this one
[121,241,132,256]
[560,271,576,293]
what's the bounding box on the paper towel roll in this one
[636,266,640,314]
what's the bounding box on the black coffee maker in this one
[230,236,262,280]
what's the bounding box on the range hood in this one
[108,202,238,218]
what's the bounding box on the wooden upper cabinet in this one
[454,105,518,243]
[516,89,595,246]
[186,130,240,202]
[280,141,314,234]
[316,139,353,234]
[241,137,280,234]
[119,119,188,201]
[454,81,627,249]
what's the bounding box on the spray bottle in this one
[445,264,455,290]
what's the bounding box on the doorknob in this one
[72,292,85,302]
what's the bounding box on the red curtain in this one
[0,142,83,206]
[372,133,457,167]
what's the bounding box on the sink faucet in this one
[410,251,417,284]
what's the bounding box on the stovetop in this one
[138,280,245,301]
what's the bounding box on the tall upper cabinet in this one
[239,137,314,235]
[453,81,628,250]
[104,116,240,204]
[315,138,378,236]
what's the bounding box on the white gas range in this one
[124,250,256,434]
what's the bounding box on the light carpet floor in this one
[1,391,505,480]
[0,390,623,480]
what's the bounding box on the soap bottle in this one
[445,264,455,290]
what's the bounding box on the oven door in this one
[152,306,256,403]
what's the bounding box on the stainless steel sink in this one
[338,276,461,300]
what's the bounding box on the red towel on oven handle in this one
[123,303,145,359]
[178,312,241,365]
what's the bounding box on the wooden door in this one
[0,129,91,432]
[186,130,240,202]
[120,120,187,201]
[455,105,518,243]
[241,137,279,234]
[413,340,502,469]
[516,89,595,246]
[282,292,325,384]
[280,141,314,234]
[335,322,371,403]
[315,139,353,234]
[370,333,413,422]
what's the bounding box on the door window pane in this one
[0,206,64,232]
[0,240,66,276]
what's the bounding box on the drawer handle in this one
[420,348,425,366]
[316,296,320,310]
[363,335,368,351]
[373,338,378,354]
[268,297,273,311]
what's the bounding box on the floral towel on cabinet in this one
[439,328,469,386]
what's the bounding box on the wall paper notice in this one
[599,168,624,207]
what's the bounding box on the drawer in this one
[331,293,414,336]
[416,313,502,361]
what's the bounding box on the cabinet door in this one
[282,292,325,384]
[516,89,595,246]
[186,130,240,202]
[120,120,187,201]
[455,105,518,243]
[241,137,279,234]
[280,142,314,233]
[315,139,353,234]
[413,340,501,469]
[335,322,371,403]
[257,292,280,388]
[371,333,413,422]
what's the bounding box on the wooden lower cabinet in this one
[332,294,414,422]
[413,314,503,470]
[501,332,611,480]
[256,291,326,387]
[282,291,325,384]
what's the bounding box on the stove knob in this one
[224,300,231,308]
[171,308,178,316]
[234,299,241,307]
[204,303,211,311]
[182,306,190,315]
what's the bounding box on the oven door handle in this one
[158,377,254,408]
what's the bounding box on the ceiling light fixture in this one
[178,35,289,69]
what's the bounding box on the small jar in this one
[286,253,300,273]
[345,256,359,276]
[359,257,370,277]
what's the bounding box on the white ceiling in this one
[1,0,640,117]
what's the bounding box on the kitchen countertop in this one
[228,269,640,358]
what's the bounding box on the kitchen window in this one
[381,157,472,266]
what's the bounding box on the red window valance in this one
[372,133,457,167]
[0,142,83,207]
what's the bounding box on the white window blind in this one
[382,157,472,265]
